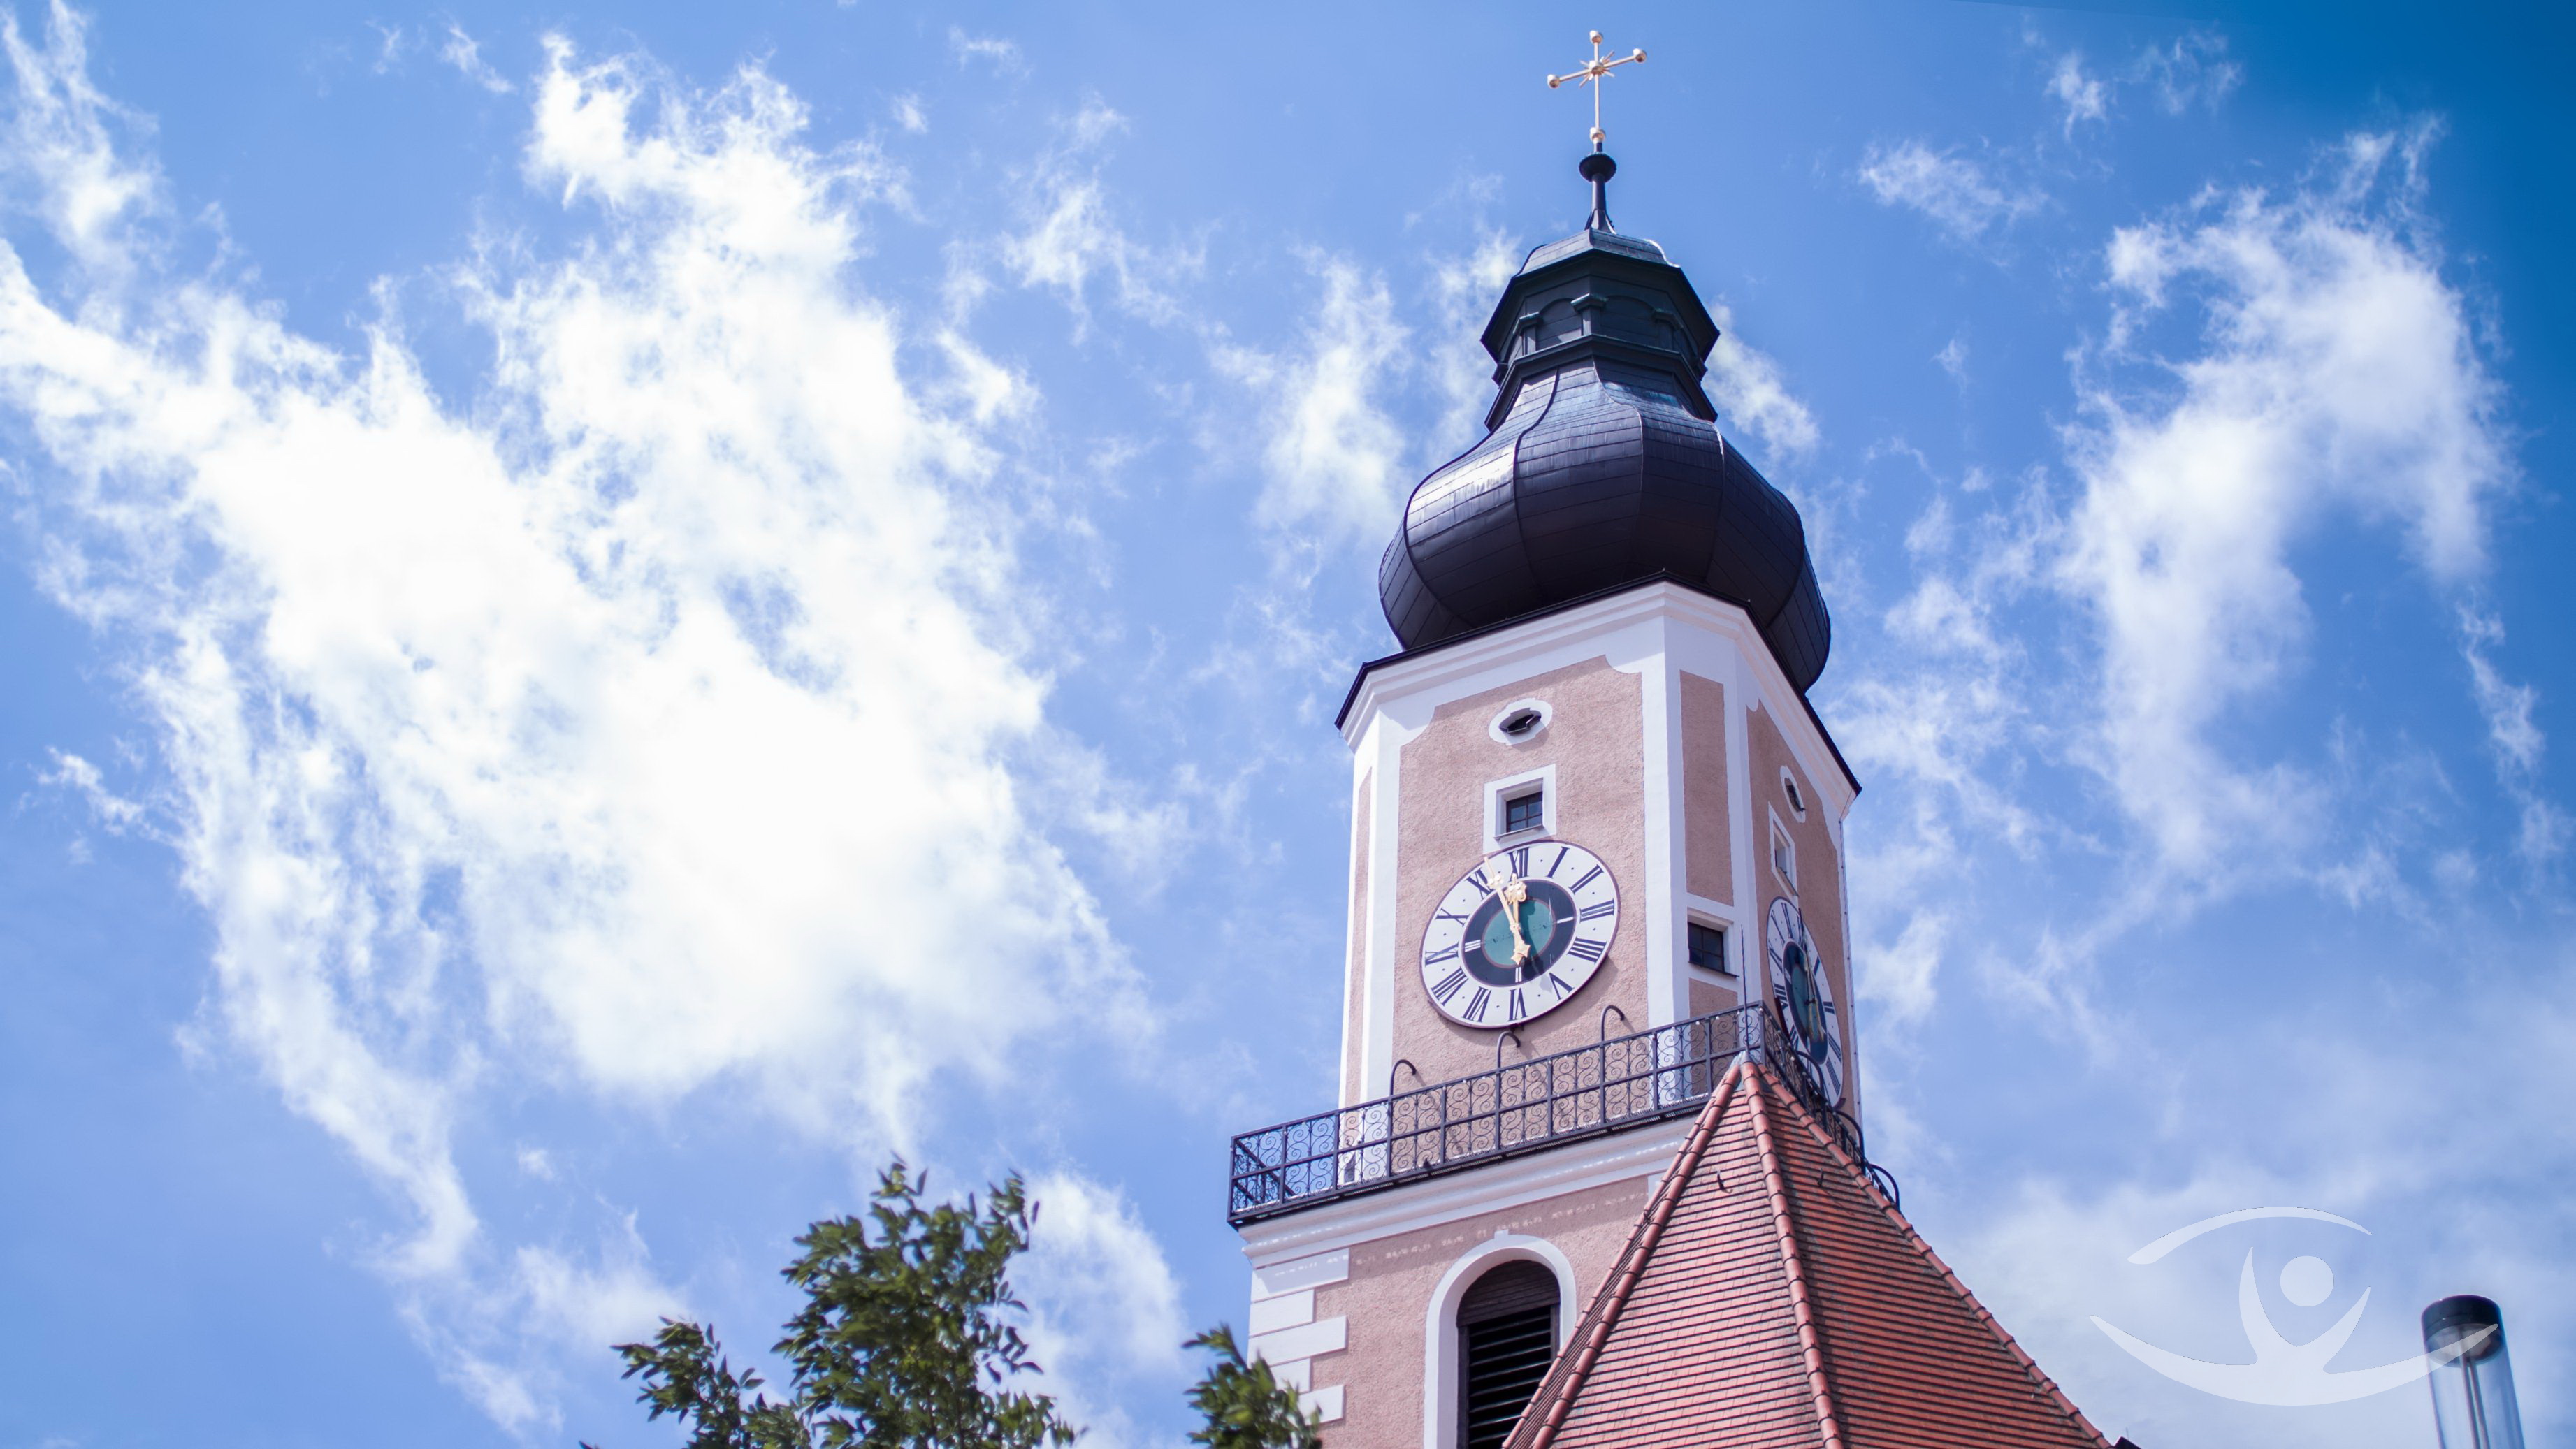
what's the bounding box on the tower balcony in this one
[1227,1005,1892,1225]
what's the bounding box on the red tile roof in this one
[1507,1061,2111,1449]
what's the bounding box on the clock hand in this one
[1497,874,1531,965]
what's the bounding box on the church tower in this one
[1225,145,1874,1448]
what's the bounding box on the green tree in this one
[1182,1327,1321,1449]
[601,1159,1075,1449]
[593,1159,1320,1449]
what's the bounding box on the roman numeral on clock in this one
[1541,971,1572,999]
[1463,867,1491,894]
[1435,910,1469,925]
[1431,968,1469,1005]
[1549,845,1570,875]
[1424,942,1461,966]
[1505,846,1531,877]
[1568,864,1603,893]
[1464,989,1492,1023]
[1566,937,1607,963]
[1507,989,1526,1021]
[1578,901,1616,922]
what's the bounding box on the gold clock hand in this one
[1498,874,1531,965]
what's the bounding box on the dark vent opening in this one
[1460,1262,1560,1449]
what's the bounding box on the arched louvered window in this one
[1459,1260,1561,1449]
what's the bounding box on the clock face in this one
[1419,842,1619,1028]
[1765,896,1845,1105]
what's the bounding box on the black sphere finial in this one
[1579,151,1618,233]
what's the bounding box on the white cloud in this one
[38,748,145,831]
[1858,139,2042,244]
[2135,32,2241,116]
[2459,610,2566,867]
[440,22,513,95]
[1860,908,1948,1027]
[0,3,155,270]
[370,22,408,75]
[1705,298,1819,458]
[1019,1170,1187,1448]
[891,92,927,134]
[1000,100,1177,328]
[1428,224,1517,444]
[2049,52,2108,136]
[1216,254,1410,547]
[2060,125,2509,880]
[0,14,1148,1426]
[1934,335,1969,384]
[2041,33,2239,138]
[949,27,1026,75]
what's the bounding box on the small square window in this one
[1770,819,1797,887]
[1503,789,1545,836]
[1687,922,1730,975]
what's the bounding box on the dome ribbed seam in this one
[1491,370,1562,621]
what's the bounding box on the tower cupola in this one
[1375,156,1832,692]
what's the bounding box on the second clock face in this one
[1765,896,1846,1106]
[1419,842,1619,1028]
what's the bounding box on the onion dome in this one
[1376,154,1830,691]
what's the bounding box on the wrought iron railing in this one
[1227,1005,1896,1224]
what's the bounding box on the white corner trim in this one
[1301,1383,1346,1424]
[1252,1247,1350,1300]
[1250,1316,1346,1367]
[1640,633,1681,1028]
[1249,1290,1315,1337]
[1421,1235,1580,1449]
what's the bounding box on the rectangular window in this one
[1687,922,1730,975]
[1502,789,1545,836]
[1770,817,1797,887]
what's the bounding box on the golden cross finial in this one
[1546,29,1647,150]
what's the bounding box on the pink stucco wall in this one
[1390,657,1648,1090]
[1308,1173,1651,1448]
[1679,671,1732,905]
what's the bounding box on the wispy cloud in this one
[2136,31,2241,115]
[2460,609,2566,868]
[1858,139,2043,244]
[999,99,1179,328]
[440,21,512,94]
[1019,1171,1189,1448]
[1705,298,1820,458]
[2063,124,2508,883]
[0,11,1160,1428]
[1215,254,1411,549]
[0,2,156,270]
[950,27,1026,75]
[2040,31,2241,138]
[2048,52,2109,136]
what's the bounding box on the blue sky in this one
[0,1,2568,1446]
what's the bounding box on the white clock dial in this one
[1418,841,1619,1028]
[1765,896,1846,1105]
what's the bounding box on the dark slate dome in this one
[1377,161,1830,691]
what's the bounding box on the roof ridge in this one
[1763,1078,2115,1448]
[1748,1064,1850,1449]
[1512,1058,1748,1449]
